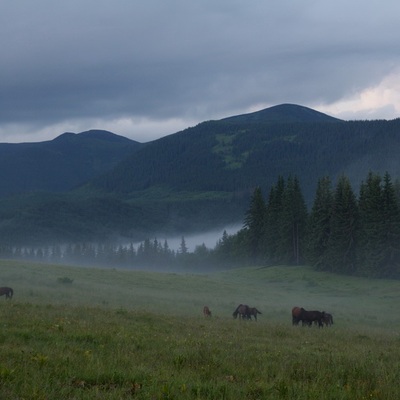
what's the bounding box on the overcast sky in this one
[1,1,400,143]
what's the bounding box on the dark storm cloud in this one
[1,1,400,142]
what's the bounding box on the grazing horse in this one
[299,308,325,327]
[0,287,13,299]
[322,312,333,326]
[203,305,212,317]
[248,307,262,321]
[232,304,250,320]
[291,306,302,325]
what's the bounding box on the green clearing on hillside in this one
[0,260,399,399]
[213,133,249,169]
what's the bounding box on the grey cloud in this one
[1,1,400,141]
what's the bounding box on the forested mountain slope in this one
[88,107,400,205]
[0,130,143,196]
[1,104,400,245]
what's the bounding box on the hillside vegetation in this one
[0,261,399,399]
[1,104,400,245]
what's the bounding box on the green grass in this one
[0,260,399,399]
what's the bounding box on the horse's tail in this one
[9,288,13,298]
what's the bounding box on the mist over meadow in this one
[142,224,242,253]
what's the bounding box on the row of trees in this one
[233,172,400,278]
[0,237,210,271]
[1,171,399,278]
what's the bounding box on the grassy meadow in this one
[0,260,400,399]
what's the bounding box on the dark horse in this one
[233,304,250,320]
[0,287,13,299]
[322,312,333,326]
[203,305,212,317]
[292,307,325,327]
[300,308,325,327]
[248,307,262,321]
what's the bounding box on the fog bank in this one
[156,224,242,252]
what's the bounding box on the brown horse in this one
[203,305,212,317]
[0,287,13,299]
[292,306,302,325]
[233,304,250,320]
[248,307,262,321]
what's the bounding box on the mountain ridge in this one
[0,129,143,197]
[221,103,343,124]
[1,103,399,245]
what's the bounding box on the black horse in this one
[233,304,250,320]
[248,307,262,321]
[322,312,333,326]
[203,305,212,317]
[0,287,13,299]
[299,308,325,327]
[293,307,325,327]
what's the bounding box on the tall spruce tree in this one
[306,176,333,269]
[278,176,308,264]
[357,172,384,277]
[243,186,267,262]
[265,176,285,263]
[381,172,400,277]
[326,175,359,274]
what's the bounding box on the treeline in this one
[223,171,400,278]
[2,171,400,278]
[0,237,214,271]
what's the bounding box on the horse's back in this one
[301,310,325,327]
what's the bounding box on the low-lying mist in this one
[152,223,242,252]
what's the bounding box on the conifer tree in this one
[306,176,333,269]
[213,229,248,267]
[380,172,400,277]
[326,175,359,274]
[265,176,285,262]
[243,186,267,261]
[357,172,384,276]
[278,176,308,264]
[214,230,231,262]
[178,236,188,255]
[394,178,400,203]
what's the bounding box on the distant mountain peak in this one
[222,103,342,124]
[54,129,138,144]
